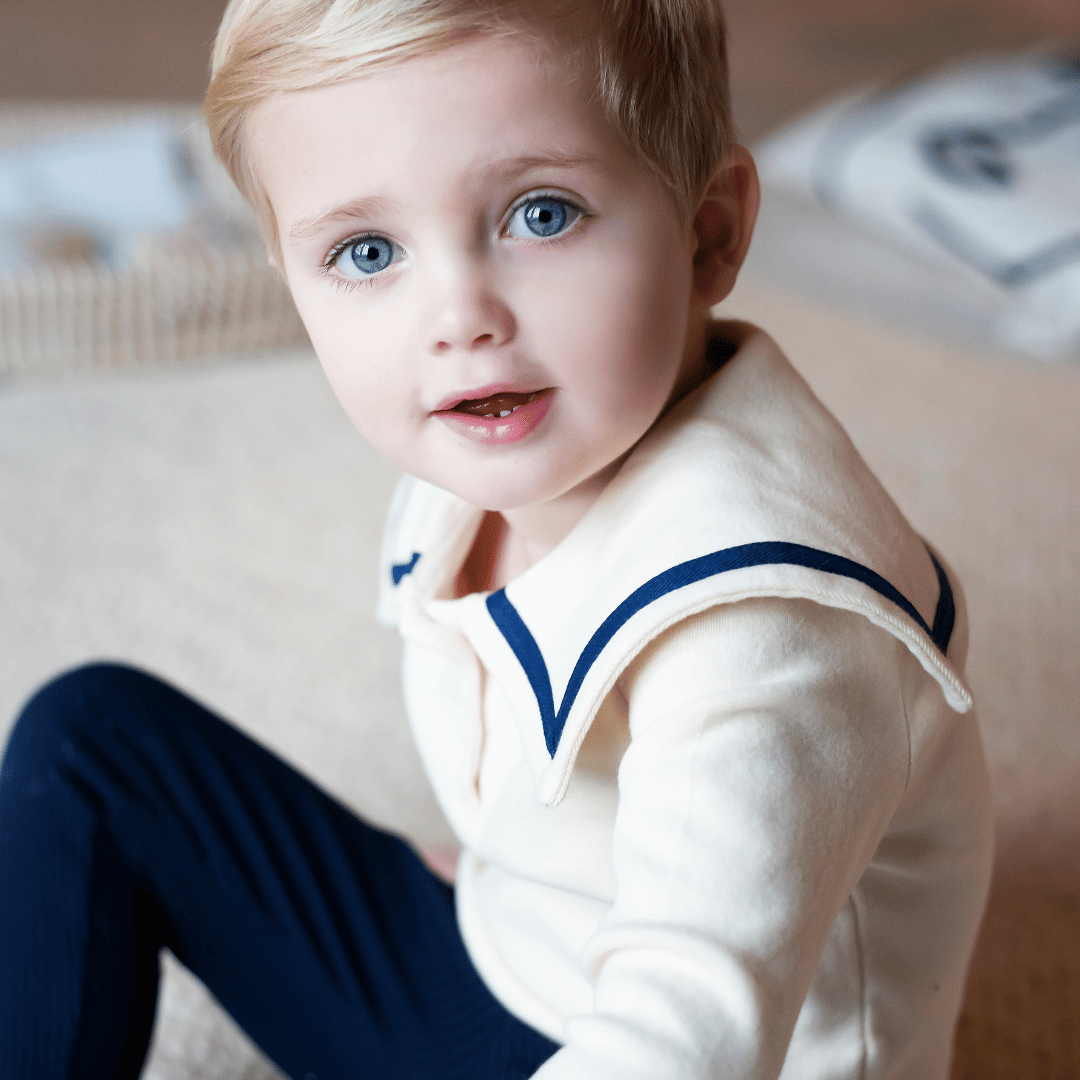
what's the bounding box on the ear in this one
[689,145,760,308]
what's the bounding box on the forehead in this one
[248,34,643,228]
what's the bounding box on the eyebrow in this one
[286,152,604,244]
[289,197,394,244]
[483,151,605,178]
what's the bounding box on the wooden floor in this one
[1,0,1078,137]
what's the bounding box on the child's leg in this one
[0,663,558,1080]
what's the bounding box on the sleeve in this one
[531,596,911,1080]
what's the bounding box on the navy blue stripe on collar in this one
[927,549,956,656]
[486,540,955,757]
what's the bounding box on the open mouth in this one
[447,390,543,418]
[434,387,554,445]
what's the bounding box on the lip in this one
[433,387,554,446]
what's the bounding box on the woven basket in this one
[0,103,308,379]
[1,250,307,377]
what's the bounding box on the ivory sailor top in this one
[376,323,994,1080]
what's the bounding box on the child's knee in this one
[4,662,158,771]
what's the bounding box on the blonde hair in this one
[204,0,733,249]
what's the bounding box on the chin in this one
[434,469,563,513]
[448,483,543,512]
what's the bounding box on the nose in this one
[425,267,516,355]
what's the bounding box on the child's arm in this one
[531,596,986,1079]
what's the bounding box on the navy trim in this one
[486,591,556,737]
[927,549,955,655]
[486,541,953,757]
[391,552,421,586]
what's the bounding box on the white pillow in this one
[755,53,1080,361]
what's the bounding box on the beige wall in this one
[0,0,224,102]
[2,0,1078,138]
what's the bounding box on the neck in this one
[497,454,624,579]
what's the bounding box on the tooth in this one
[499,410,511,417]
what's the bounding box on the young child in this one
[0,1,995,1078]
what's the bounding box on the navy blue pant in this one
[0,663,559,1080]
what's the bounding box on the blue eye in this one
[506,196,582,239]
[332,235,402,277]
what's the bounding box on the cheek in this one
[540,239,691,411]
[290,328,413,470]
[288,282,401,422]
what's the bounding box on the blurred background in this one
[1,0,1078,137]
[2,2,1079,1079]
[2,0,1080,134]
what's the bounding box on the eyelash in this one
[321,192,587,291]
